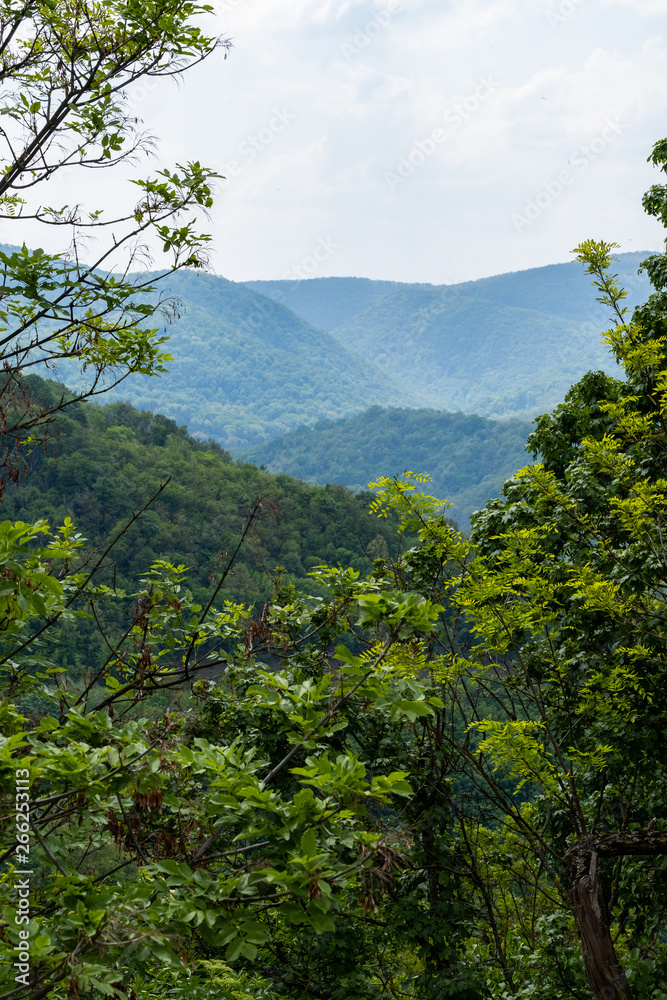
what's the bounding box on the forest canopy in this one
[4,228,667,1000]
[3,3,667,1000]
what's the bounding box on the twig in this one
[0,478,172,668]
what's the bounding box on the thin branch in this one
[0,477,171,669]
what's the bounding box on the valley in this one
[55,250,652,523]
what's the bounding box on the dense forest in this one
[2,5,667,1000]
[54,251,652,449]
[55,266,418,449]
[242,405,532,527]
[5,378,402,605]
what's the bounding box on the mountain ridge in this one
[23,249,656,445]
[57,268,425,448]
[241,405,534,528]
[244,251,654,331]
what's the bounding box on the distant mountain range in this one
[59,269,421,448]
[245,253,652,331]
[52,251,652,450]
[18,246,656,529]
[246,252,652,420]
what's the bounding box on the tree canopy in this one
[4,3,667,998]
[0,0,224,493]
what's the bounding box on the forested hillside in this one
[58,268,421,448]
[54,254,654,448]
[450,251,650,317]
[325,289,610,417]
[5,4,667,1000]
[246,254,653,419]
[4,378,401,608]
[242,406,532,526]
[246,252,651,330]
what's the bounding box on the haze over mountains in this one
[63,250,650,450]
[245,253,651,332]
[62,269,418,448]
[54,250,653,522]
[246,251,652,420]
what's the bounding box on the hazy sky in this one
[15,0,667,285]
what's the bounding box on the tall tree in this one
[365,146,667,997]
[0,0,224,493]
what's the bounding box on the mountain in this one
[58,269,422,449]
[242,276,411,332]
[5,378,403,613]
[448,252,651,319]
[246,252,654,420]
[242,406,533,528]
[245,252,652,330]
[323,289,617,417]
[51,251,656,448]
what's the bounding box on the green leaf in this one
[225,937,243,963]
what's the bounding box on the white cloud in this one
[603,0,667,12]
[6,0,667,285]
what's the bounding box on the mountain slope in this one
[242,406,533,527]
[327,289,618,417]
[53,252,657,444]
[60,269,421,448]
[243,276,411,332]
[246,252,653,331]
[246,253,654,419]
[5,378,404,611]
[449,251,651,319]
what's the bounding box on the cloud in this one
[603,0,667,12]
[6,0,667,286]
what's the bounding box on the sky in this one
[13,0,667,285]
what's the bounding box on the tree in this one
[0,6,478,998]
[360,148,667,997]
[6,5,667,993]
[463,220,667,1000]
[0,510,464,998]
[0,0,225,494]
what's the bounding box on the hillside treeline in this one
[243,405,532,526]
[5,378,402,606]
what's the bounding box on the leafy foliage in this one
[4,4,667,997]
[0,0,224,491]
[0,497,479,999]
[1,377,404,610]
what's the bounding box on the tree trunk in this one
[564,828,667,1000]
[564,851,633,1000]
